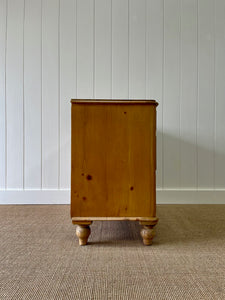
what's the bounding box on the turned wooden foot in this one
[140,225,155,245]
[140,218,158,246]
[76,225,91,245]
[72,221,92,246]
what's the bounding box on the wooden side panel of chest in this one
[71,100,158,246]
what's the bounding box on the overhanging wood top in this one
[71,99,158,105]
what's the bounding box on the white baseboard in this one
[0,189,225,205]
[156,190,225,204]
[0,190,70,204]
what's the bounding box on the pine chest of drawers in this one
[71,99,158,245]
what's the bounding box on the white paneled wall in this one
[24,0,42,189]
[1,0,225,204]
[6,0,24,189]
[180,0,197,188]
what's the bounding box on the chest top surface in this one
[71,99,158,105]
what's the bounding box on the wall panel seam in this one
[196,0,199,190]
[213,0,216,190]
[23,0,25,190]
[145,0,147,99]
[128,0,130,99]
[5,0,8,189]
[75,0,77,98]
[41,0,43,189]
[179,0,182,189]
[110,0,112,99]
[162,0,165,189]
[93,0,95,99]
[58,0,61,189]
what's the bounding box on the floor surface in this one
[0,205,225,299]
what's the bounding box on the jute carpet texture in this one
[0,205,225,300]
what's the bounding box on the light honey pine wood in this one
[71,99,158,245]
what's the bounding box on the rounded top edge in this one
[71,99,158,105]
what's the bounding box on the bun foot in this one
[140,225,155,246]
[72,221,92,246]
[75,224,91,246]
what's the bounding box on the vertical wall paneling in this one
[42,0,59,188]
[95,0,111,98]
[111,0,129,99]
[146,0,164,188]
[59,0,76,189]
[215,0,225,188]
[163,0,181,188]
[76,0,94,98]
[197,0,215,188]
[0,0,6,188]
[24,0,42,188]
[129,0,146,99]
[6,0,24,189]
[180,0,198,188]
[1,0,225,199]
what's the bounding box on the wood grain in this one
[71,100,157,219]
